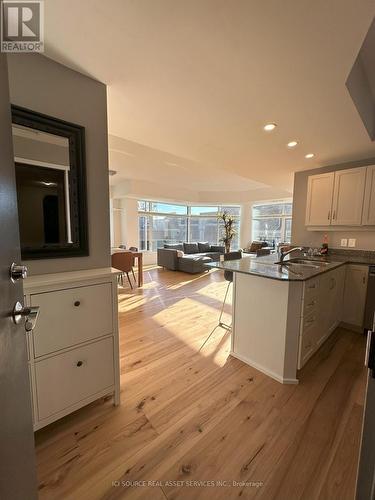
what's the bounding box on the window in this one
[137,201,241,251]
[252,202,292,247]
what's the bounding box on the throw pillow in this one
[164,243,183,251]
[183,242,199,254]
[198,242,211,253]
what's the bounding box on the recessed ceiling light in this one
[263,123,277,131]
[305,153,315,159]
[287,141,298,148]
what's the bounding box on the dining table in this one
[111,248,143,287]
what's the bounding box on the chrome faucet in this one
[279,246,304,264]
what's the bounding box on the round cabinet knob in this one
[10,263,28,282]
[76,360,83,367]
[74,301,81,307]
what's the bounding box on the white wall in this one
[8,54,111,275]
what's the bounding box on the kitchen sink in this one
[274,259,326,270]
[287,258,331,267]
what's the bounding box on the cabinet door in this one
[331,167,366,225]
[305,172,335,226]
[318,270,337,345]
[332,266,345,325]
[342,265,368,327]
[362,165,375,225]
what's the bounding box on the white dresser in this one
[23,268,121,431]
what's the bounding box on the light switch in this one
[348,238,356,247]
[341,238,348,247]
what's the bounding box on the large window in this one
[138,201,241,251]
[252,202,292,247]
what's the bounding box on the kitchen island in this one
[209,254,347,383]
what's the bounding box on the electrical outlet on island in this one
[348,238,356,248]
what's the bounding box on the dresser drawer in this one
[35,337,114,421]
[31,283,113,357]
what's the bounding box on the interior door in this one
[305,172,334,226]
[356,331,375,499]
[0,55,37,498]
[331,167,366,225]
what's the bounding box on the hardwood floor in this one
[35,267,367,500]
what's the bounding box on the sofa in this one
[157,242,225,274]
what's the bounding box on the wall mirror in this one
[11,106,88,259]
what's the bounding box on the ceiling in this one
[43,0,375,192]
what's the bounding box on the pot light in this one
[287,141,298,148]
[305,153,315,159]
[263,123,277,131]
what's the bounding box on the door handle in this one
[12,301,40,332]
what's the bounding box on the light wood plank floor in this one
[35,267,367,500]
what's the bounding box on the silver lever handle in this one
[12,301,40,332]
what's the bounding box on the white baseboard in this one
[230,351,299,385]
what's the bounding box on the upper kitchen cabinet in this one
[305,166,368,227]
[331,167,366,225]
[305,172,334,226]
[363,165,375,225]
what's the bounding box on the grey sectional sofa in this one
[157,242,225,274]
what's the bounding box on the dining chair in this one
[111,251,136,288]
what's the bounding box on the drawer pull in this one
[74,301,81,307]
[76,360,83,367]
[308,284,316,289]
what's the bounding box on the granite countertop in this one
[207,249,375,282]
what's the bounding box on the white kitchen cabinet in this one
[331,167,366,225]
[342,264,368,328]
[305,166,368,227]
[362,165,375,225]
[24,268,121,431]
[298,266,345,369]
[318,266,345,346]
[305,172,335,226]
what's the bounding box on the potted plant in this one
[218,210,237,253]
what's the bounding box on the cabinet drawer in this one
[303,295,319,317]
[31,283,113,357]
[298,327,316,369]
[35,337,114,421]
[304,278,319,301]
[302,311,318,334]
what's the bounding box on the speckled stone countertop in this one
[207,249,375,282]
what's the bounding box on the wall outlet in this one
[340,238,348,247]
[348,238,356,248]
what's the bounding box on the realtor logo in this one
[1,0,44,52]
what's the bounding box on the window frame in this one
[251,201,293,246]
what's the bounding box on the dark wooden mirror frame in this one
[11,105,89,260]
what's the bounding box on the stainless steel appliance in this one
[364,266,375,331]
